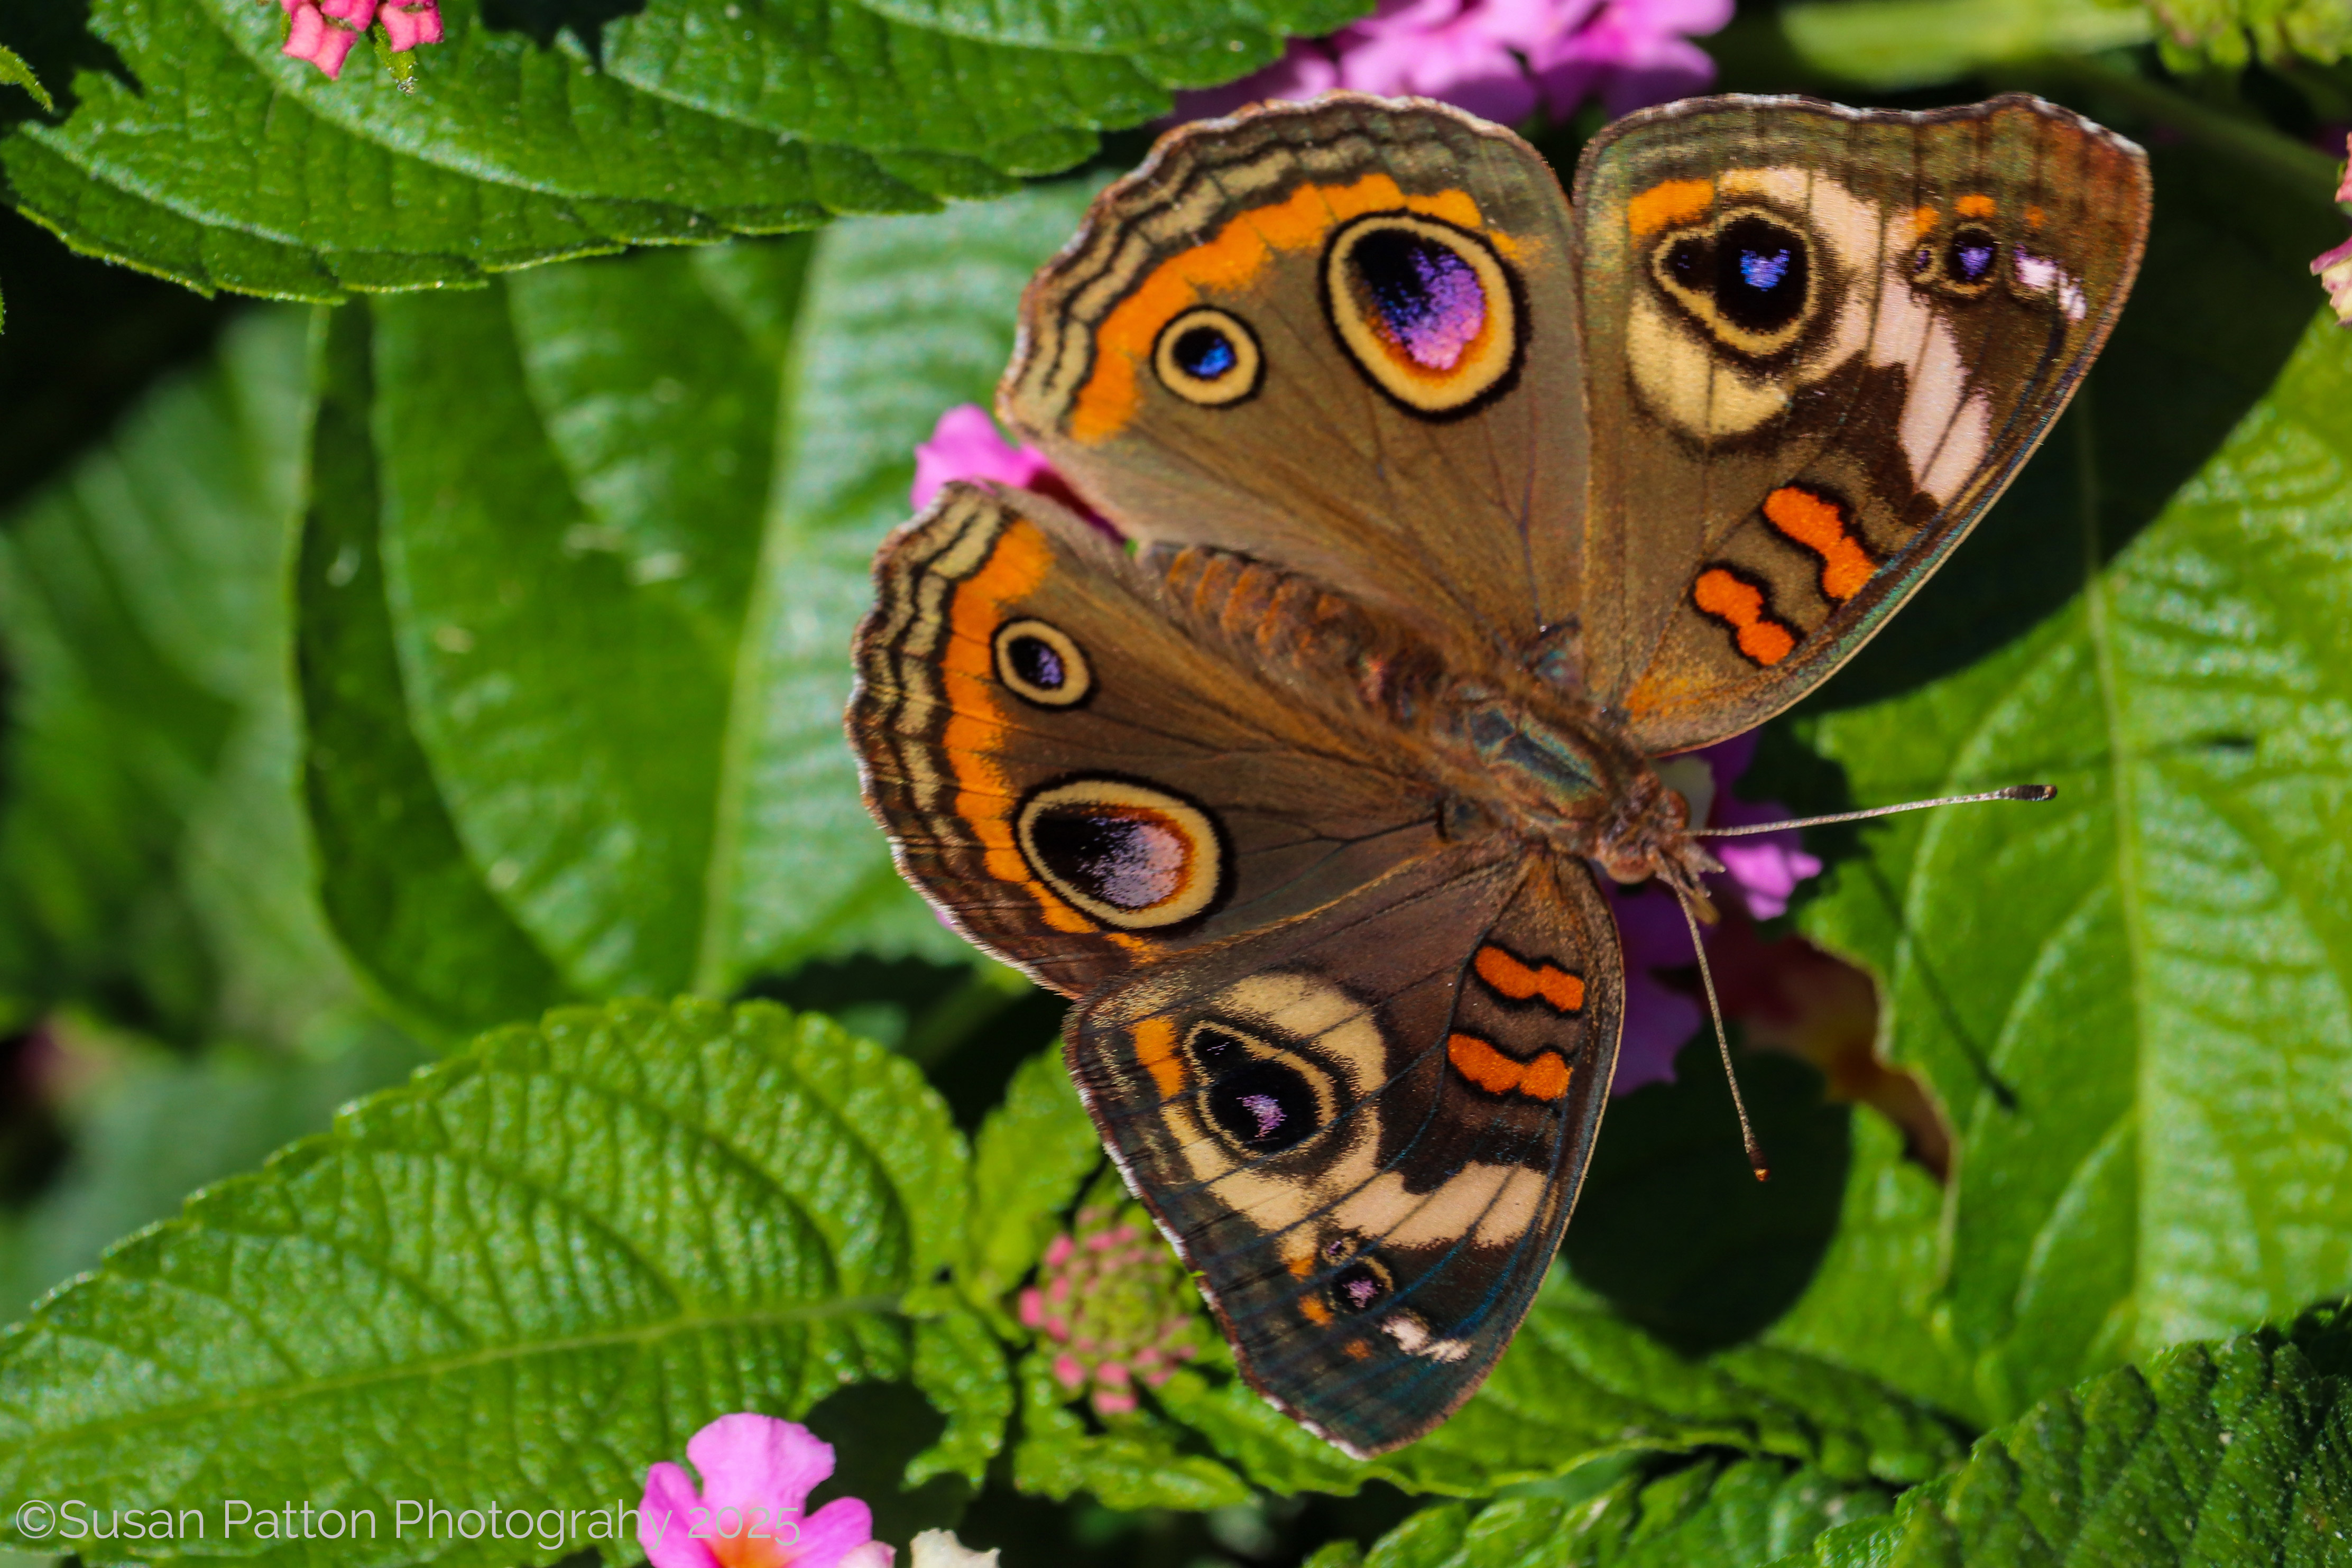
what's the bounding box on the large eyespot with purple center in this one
[1015,777,1228,930]
[1648,204,1820,359]
[993,617,1091,708]
[1322,211,1523,418]
[1184,1019,1336,1157]
[1153,306,1263,408]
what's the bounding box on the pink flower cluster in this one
[1018,1203,1201,1417]
[2314,134,2352,327]
[1176,0,1732,126]
[275,0,442,80]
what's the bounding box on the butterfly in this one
[848,91,2150,1457]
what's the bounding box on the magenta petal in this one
[640,1463,722,1568]
[1616,964,1701,1093]
[282,4,358,77]
[686,1414,834,1520]
[792,1497,880,1568]
[911,405,1054,511]
[382,0,444,49]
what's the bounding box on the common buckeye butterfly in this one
[848,92,2150,1456]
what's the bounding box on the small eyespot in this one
[1327,1255,1392,1316]
[1154,307,1262,407]
[993,618,1091,707]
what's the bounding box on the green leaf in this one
[1161,1275,1963,1499]
[960,1045,1103,1325]
[0,44,51,114]
[1763,144,2352,1428]
[2,0,1366,296]
[1011,1346,1256,1511]
[1778,0,2154,91]
[0,1016,426,1320]
[2132,0,2352,68]
[368,265,774,997]
[0,307,359,1043]
[297,304,574,1040]
[1346,1455,1895,1568]
[906,1307,1014,1488]
[707,177,1102,979]
[330,179,1099,1014]
[0,998,976,1568]
[1767,1305,2352,1566]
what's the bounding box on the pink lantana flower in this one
[1609,731,1823,1093]
[1174,0,1730,126]
[911,405,1111,535]
[1019,1202,1204,1417]
[273,0,442,80]
[2313,134,2352,327]
[640,1414,891,1568]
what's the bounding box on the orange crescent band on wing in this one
[1070,174,1495,444]
[1472,945,1586,1013]
[1762,486,1875,601]
[944,516,1145,949]
[1447,1034,1572,1101]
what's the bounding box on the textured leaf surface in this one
[0,0,1358,294]
[0,308,356,1045]
[0,999,976,1568]
[334,181,1095,1009]
[1768,1306,2352,1566]
[1320,1455,1895,1568]
[1012,1269,1961,1506]
[960,1046,1103,1326]
[714,178,1100,975]
[1765,148,2352,1427]
[0,1019,425,1320]
[298,305,574,1040]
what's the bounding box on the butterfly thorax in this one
[1151,542,1710,898]
[1434,681,1713,899]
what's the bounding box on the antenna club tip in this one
[2011,785,2058,801]
[1753,1167,1771,1183]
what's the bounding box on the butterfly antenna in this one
[1693,784,2054,838]
[1676,890,1768,1183]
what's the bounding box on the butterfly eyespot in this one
[1153,307,1262,407]
[993,618,1091,707]
[1647,205,1818,358]
[1941,226,2000,295]
[1188,1026,1324,1154]
[1327,1256,1392,1316]
[1324,211,1521,417]
[1015,777,1227,929]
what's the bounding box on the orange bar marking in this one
[1473,945,1586,1013]
[1957,193,1997,218]
[1627,178,1713,237]
[1447,1035,1573,1101]
[1692,568,1796,666]
[1908,205,1940,241]
[1763,485,1875,600]
[1132,1017,1184,1099]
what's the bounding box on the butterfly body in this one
[851,91,2149,1455]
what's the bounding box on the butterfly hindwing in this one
[1071,849,1622,1456]
[1570,94,2151,751]
[1000,94,1588,659]
[850,481,1439,998]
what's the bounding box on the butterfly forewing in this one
[851,483,1441,998]
[1071,851,1621,1456]
[1000,95,1589,659]
[1571,94,2151,752]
